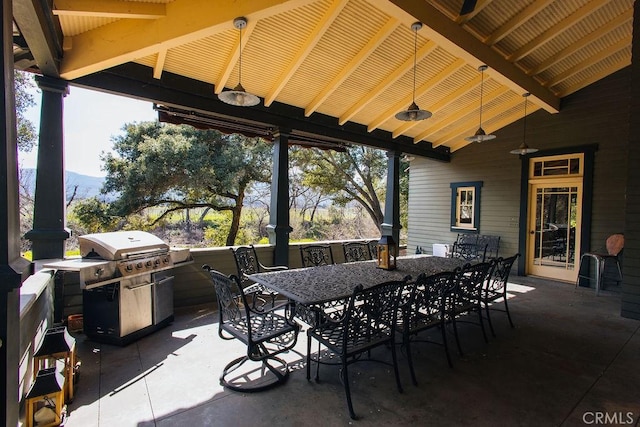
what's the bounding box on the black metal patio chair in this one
[202,265,300,392]
[230,245,287,309]
[367,240,379,259]
[398,270,457,386]
[342,241,372,263]
[482,253,520,337]
[306,277,411,420]
[450,261,494,356]
[300,244,335,267]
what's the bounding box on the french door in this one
[526,154,585,282]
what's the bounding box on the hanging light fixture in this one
[510,93,539,155]
[218,17,260,107]
[395,22,432,121]
[465,65,495,142]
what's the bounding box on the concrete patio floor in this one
[55,276,640,426]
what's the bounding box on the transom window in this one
[450,181,483,232]
[530,154,583,178]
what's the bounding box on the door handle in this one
[530,230,535,234]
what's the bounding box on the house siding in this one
[409,67,631,303]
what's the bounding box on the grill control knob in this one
[94,268,104,277]
[126,264,133,272]
[136,262,143,270]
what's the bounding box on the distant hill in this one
[21,168,105,199]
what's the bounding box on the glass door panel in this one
[528,182,581,282]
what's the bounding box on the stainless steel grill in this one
[44,231,192,345]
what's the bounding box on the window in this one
[450,181,483,232]
[530,154,583,178]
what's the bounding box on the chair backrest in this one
[478,235,500,260]
[605,233,624,256]
[450,241,488,262]
[343,242,372,263]
[454,262,493,303]
[486,253,519,293]
[202,265,244,327]
[367,240,379,258]
[231,245,261,281]
[300,244,335,267]
[409,271,456,326]
[343,278,410,349]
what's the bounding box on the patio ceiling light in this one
[395,22,432,122]
[465,65,495,143]
[218,17,260,107]
[510,93,539,155]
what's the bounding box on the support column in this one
[266,128,292,266]
[24,76,70,260]
[381,151,401,245]
[1,1,32,424]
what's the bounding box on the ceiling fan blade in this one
[460,0,478,15]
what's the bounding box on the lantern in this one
[33,326,77,402]
[377,235,397,270]
[25,367,66,427]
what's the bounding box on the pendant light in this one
[218,17,260,107]
[510,93,539,155]
[465,65,495,142]
[395,22,432,121]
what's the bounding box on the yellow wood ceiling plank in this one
[382,0,559,113]
[214,18,257,94]
[507,0,609,63]
[338,39,436,125]
[53,0,166,19]
[556,56,630,97]
[59,0,318,79]
[485,0,554,46]
[264,0,349,107]
[305,17,398,117]
[153,49,167,79]
[367,55,464,133]
[431,85,509,148]
[544,36,631,89]
[528,8,633,76]
[412,73,482,143]
[445,95,525,151]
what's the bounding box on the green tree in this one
[291,145,389,233]
[99,121,272,245]
[15,70,38,152]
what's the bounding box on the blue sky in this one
[20,85,157,177]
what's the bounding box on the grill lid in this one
[79,231,169,261]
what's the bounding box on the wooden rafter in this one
[53,0,166,19]
[214,18,257,94]
[264,0,348,107]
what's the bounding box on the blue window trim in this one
[450,181,483,233]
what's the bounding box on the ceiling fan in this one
[460,0,478,15]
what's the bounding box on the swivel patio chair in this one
[202,266,300,392]
[306,278,410,420]
[230,245,287,309]
[576,233,624,295]
[482,253,519,337]
[300,244,335,267]
[399,271,457,386]
[450,261,494,356]
[342,241,372,263]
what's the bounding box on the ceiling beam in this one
[384,0,560,113]
[305,17,398,117]
[555,56,631,98]
[432,85,510,148]
[455,0,492,25]
[528,9,633,77]
[13,0,62,76]
[58,0,318,80]
[544,36,631,89]
[71,63,451,161]
[508,0,608,63]
[264,0,348,107]
[391,58,466,137]
[484,0,554,46]
[52,0,166,19]
[338,39,436,125]
[214,18,257,94]
[153,49,167,79]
